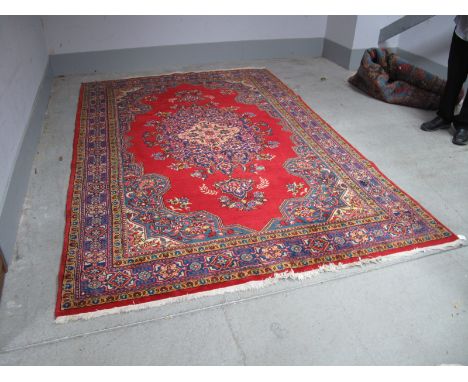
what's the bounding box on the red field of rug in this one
[56,69,459,320]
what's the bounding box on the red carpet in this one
[56,69,459,320]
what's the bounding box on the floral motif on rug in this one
[56,68,458,319]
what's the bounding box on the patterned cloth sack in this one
[348,48,463,110]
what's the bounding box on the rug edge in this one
[80,67,270,85]
[263,68,461,242]
[55,234,466,323]
[55,84,86,319]
[56,68,465,322]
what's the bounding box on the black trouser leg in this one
[437,32,468,123]
[454,87,468,129]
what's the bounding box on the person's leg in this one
[450,34,468,145]
[438,32,468,121]
[453,91,468,145]
[421,32,467,131]
[455,91,468,124]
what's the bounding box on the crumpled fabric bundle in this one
[348,48,463,110]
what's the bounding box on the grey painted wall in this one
[398,15,455,68]
[353,15,401,49]
[0,17,49,215]
[49,38,325,76]
[325,15,358,49]
[323,16,358,69]
[42,15,454,72]
[42,16,328,55]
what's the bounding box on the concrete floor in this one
[0,57,467,365]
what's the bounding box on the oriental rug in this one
[348,48,464,110]
[56,68,460,320]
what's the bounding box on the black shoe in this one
[420,116,451,131]
[452,128,468,145]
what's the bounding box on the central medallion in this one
[177,120,240,150]
[145,104,269,177]
[129,83,352,235]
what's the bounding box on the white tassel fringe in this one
[55,235,466,323]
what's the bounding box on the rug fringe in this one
[55,235,466,323]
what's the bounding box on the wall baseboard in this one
[348,48,368,71]
[322,39,368,71]
[322,39,353,70]
[0,60,53,266]
[44,38,454,80]
[50,38,324,76]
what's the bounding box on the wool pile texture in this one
[56,69,459,320]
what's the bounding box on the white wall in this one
[353,15,401,49]
[325,15,358,48]
[42,15,455,66]
[398,15,455,66]
[42,16,328,55]
[0,16,48,214]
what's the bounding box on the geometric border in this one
[56,68,460,319]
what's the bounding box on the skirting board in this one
[323,39,354,70]
[322,39,367,71]
[51,37,406,75]
[0,61,53,266]
[45,38,453,79]
[50,38,324,76]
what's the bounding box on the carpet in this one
[56,68,460,320]
[348,48,464,110]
